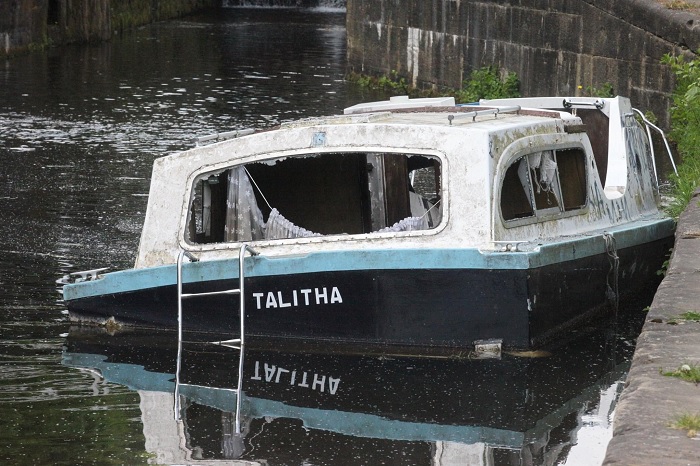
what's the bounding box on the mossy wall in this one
[111,0,220,33]
[347,0,700,129]
[56,0,112,43]
[0,0,49,56]
[0,0,219,57]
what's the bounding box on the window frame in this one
[179,148,448,250]
[498,142,589,228]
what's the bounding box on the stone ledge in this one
[586,0,700,51]
[604,190,700,464]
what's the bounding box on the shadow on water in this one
[0,7,656,465]
[61,307,647,466]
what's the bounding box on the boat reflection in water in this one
[62,322,634,465]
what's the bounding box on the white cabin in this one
[134,96,662,268]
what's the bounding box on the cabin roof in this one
[274,105,575,134]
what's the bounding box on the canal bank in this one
[604,190,700,465]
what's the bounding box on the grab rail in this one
[630,109,678,182]
[447,106,521,125]
[563,98,604,109]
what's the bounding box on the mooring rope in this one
[603,232,620,314]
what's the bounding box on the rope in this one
[603,232,620,314]
[419,198,441,225]
[243,167,273,211]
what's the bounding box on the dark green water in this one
[0,7,648,465]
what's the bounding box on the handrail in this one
[174,245,259,434]
[631,108,678,177]
[173,251,187,422]
[447,106,520,125]
[234,244,256,433]
[195,128,256,146]
[563,98,604,109]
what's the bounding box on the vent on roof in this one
[344,96,456,115]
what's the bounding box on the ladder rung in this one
[179,382,239,394]
[181,288,240,299]
[176,245,256,435]
[210,338,242,349]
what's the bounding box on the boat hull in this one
[65,235,672,349]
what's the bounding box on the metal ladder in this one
[173,244,258,434]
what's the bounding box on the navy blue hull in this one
[66,237,671,348]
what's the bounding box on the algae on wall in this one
[0,0,49,56]
[346,0,700,131]
[111,0,220,33]
[54,1,111,44]
[111,0,154,34]
[0,0,220,57]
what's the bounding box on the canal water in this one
[0,7,651,466]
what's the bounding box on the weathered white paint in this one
[407,27,421,87]
[374,21,382,40]
[134,96,667,269]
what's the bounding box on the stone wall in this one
[223,0,340,6]
[48,0,112,45]
[1,0,48,56]
[347,0,700,129]
[111,0,220,33]
[0,0,219,57]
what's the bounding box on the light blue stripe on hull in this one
[62,218,674,301]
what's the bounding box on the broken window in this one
[501,148,587,222]
[187,152,442,244]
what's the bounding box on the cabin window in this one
[501,148,587,222]
[187,152,442,244]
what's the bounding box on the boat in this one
[62,324,632,465]
[59,95,676,350]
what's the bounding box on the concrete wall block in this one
[155,0,220,21]
[463,37,495,76]
[441,33,467,86]
[465,3,506,44]
[515,8,582,53]
[579,7,648,61]
[356,22,407,77]
[64,0,111,43]
[349,0,381,25]
[551,51,580,96]
[585,0,700,52]
[552,0,583,16]
[384,0,411,29]
[110,0,154,32]
[0,0,48,56]
[1,0,219,56]
[440,0,464,37]
[410,0,433,30]
[389,25,408,76]
[348,22,385,74]
[505,45,577,97]
[416,28,463,88]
